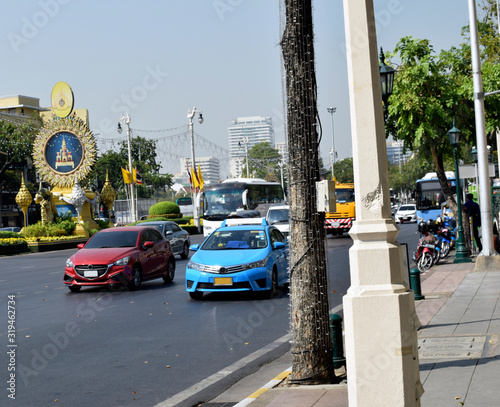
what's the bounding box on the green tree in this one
[244,142,283,181]
[89,137,173,199]
[331,157,354,183]
[0,116,42,214]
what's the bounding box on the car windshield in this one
[201,229,268,250]
[85,231,139,249]
[267,209,289,224]
[399,205,415,211]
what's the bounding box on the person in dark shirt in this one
[464,193,482,252]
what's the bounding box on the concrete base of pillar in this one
[474,254,500,272]
[344,290,422,407]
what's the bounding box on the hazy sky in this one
[1,1,473,176]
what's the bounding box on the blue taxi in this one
[185,219,288,300]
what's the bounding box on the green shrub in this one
[149,201,180,216]
[21,219,77,238]
[94,219,110,229]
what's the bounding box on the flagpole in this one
[187,107,203,232]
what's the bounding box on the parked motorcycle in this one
[413,221,438,273]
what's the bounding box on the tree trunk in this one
[281,0,335,383]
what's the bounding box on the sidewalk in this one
[222,256,500,407]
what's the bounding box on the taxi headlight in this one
[243,258,268,270]
[187,261,205,272]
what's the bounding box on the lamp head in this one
[447,120,461,148]
[379,47,395,100]
[198,113,204,124]
[117,122,123,134]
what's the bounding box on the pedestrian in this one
[464,193,482,252]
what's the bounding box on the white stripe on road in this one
[155,333,291,407]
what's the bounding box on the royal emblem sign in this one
[33,115,96,188]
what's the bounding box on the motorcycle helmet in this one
[418,221,428,234]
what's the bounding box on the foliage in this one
[148,201,180,216]
[21,219,76,238]
[94,219,111,229]
[0,115,42,211]
[244,142,283,181]
[330,157,354,183]
[88,136,173,200]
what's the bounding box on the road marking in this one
[154,333,291,407]
[234,368,292,407]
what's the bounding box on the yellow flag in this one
[121,167,132,184]
[190,167,199,189]
[197,165,204,190]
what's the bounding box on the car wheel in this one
[128,265,142,291]
[267,268,279,299]
[68,285,81,293]
[189,291,203,300]
[162,259,176,283]
[180,242,189,259]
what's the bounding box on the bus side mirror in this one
[242,189,248,206]
[196,193,202,210]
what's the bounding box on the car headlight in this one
[187,260,205,271]
[113,256,130,266]
[242,258,268,270]
[66,258,74,268]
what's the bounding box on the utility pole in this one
[327,107,336,180]
[187,107,203,232]
[281,0,335,383]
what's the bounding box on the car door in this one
[139,229,163,278]
[269,228,288,285]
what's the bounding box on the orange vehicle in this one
[324,182,355,236]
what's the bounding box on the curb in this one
[233,367,292,406]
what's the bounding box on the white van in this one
[266,205,290,237]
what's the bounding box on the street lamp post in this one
[117,113,136,223]
[187,107,203,231]
[448,122,472,263]
[327,107,336,180]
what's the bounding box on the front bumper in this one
[64,264,133,288]
[185,267,270,293]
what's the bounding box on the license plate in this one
[332,224,339,228]
[84,270,98,278]
[214,277,233,286]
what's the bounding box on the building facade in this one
[179,156,220,186]
[386,140,412,166]
[228,116,274,177]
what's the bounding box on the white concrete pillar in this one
[342,0,423,405]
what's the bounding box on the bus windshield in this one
[202,180,285,221]
[203,187,246,220]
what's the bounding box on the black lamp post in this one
[379,47,395,120]
[448,121,471,263]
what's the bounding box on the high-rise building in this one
[386,140,412,166]
[179,156,220,186]
[228,116,274,177]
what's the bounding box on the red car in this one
[64,226,175,292]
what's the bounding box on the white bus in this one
[200,178,285,236]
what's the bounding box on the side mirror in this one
[189,244,200,252]
[143,241,155,249]
[77,243,85,250]
[166,231,173,236]
[273,242,285,250]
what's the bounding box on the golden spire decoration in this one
[15,174,33,228]
[100,170,117,215]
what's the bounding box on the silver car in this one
[136,221,191,259]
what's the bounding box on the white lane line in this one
[154,333,291,407]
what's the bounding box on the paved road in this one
[0,224,418,407]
